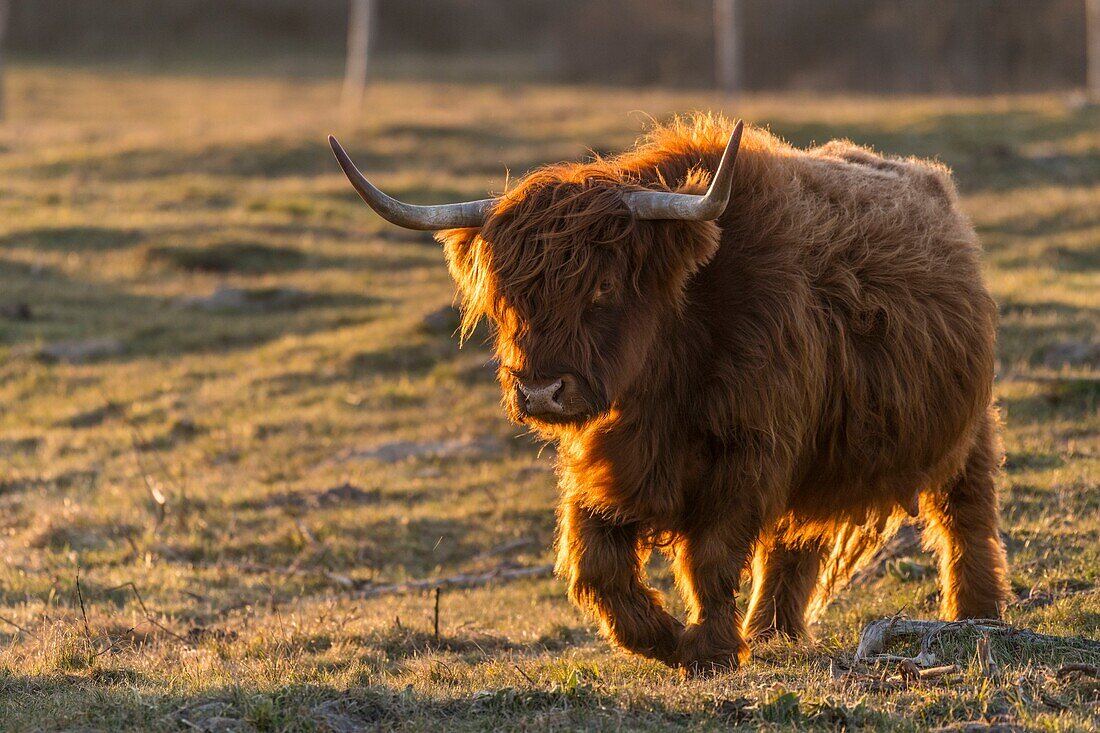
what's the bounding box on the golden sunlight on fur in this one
[436,114,1010,674]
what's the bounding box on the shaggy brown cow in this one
[329,115,1011,674]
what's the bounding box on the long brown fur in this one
[437,114,1011,674]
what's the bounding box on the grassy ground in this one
[0,66,1097,731]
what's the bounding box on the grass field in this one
[0,65,1097,731]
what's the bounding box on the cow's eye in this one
[592,279,613,303]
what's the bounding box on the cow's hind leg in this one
[556,497,683,666]
[742,540,822,641]
[921,411,1011,619]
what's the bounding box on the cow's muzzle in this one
[513,373,593,422]
[516,377,564,417]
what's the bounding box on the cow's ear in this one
[662,167,724,274]
[436,227,481,288]
[436,228,494,340]
[676,219,722,274]
[641,219,721,304]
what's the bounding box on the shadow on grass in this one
[26,138,394,182]
[0,220,438,270]
[1000,378,1100,423]
[0,677,699,731]
[0,226,143,252]
[996,300,1100,369]
[979,207,1100,241]
[0,256,384,363]
[22,123,581,186]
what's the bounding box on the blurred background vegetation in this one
[5,0,1093,92]
[0,2,1097,731]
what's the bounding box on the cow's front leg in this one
[671,522,755,675]
[556,498,682,666]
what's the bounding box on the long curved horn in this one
[621,119,743,221]
[329,135,495,230]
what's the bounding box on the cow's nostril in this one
[551,382,564,405]
[517,378,565,414]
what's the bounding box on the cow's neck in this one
[555,304,713,529]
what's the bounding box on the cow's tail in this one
[806,511,909,623]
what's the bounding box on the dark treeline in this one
[9,0,1089,93]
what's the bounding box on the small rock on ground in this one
[339,438,499,464]
[1042,340,1100,369]
[37,337,124,363]
[179,286,309,312]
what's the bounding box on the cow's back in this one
[625,119,997,522]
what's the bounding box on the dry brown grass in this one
[0,66,1096,731]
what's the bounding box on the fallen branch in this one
[919,664,961,679]
[855,617,1100,665]
[354,563,555,599]
[1057,663,1099,679]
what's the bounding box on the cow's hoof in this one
[604,605,683,667]
[675,622,748,677]
[679,656,740,679]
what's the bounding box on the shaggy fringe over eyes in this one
[440,165,639,341]
[438,111,747,342]
[438,145,721,342]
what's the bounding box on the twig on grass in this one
[513,663,537,685]
[433,587,441,640]
[919,664,960,679]
[0,614,39,640]
[74,568,119,658]
[353,563,555,599]
[126,422,169,533]
[106,581,189,643]
[976,632,998,678]
[97,392,186,534]
[74,568,94,647]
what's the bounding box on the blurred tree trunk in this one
[1089,0,1100,100]
[714,0,742,93]
[0,0,9,121]
[342,0,376,118]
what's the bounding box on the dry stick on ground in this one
[856,617,1100,665]
[976,632,998,677]
[513,663,537,686]
[74,569,94,647]
[74,570,120,658]
[96,395,175,532]
[107,582,190,643]
[896,658,960,684]
[0,614,39,640]
[354,563,556,599]
[433,587,441,640]
[919,664,961,679]
[124,420,171,532]
[1057,663,1100,679]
